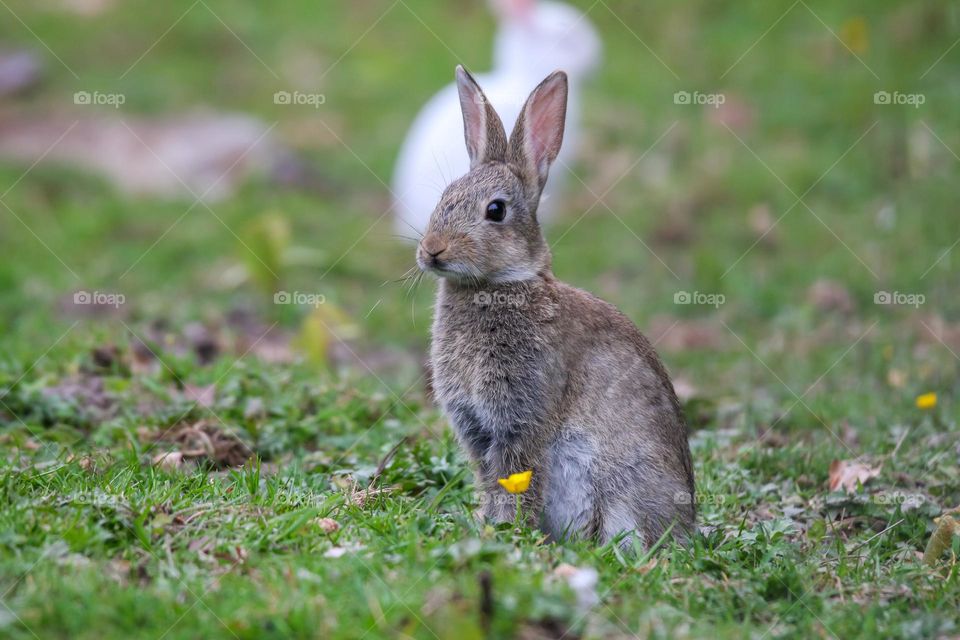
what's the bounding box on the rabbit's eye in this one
[485,200,506,222]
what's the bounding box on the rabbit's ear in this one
[509,70,568,195]
[456,65,509,168]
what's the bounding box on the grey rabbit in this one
[417,65,695,547]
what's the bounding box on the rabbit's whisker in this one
[394,213,424,239]
[394,265,419,283]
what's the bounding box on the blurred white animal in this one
[392,0,601,236]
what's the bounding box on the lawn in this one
[1,0,959,638]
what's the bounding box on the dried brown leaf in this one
[923,515,958,566]
[828,459,881,493]
[153,451,183,471]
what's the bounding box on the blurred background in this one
[0,0,958,419]
[2,2,960,637]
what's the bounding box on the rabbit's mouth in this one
[421,257,449,274]
[418,240,469,278]
[421,259,462,276]
[418,255,481,282]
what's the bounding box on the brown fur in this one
[417,66,695,546]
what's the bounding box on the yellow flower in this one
[839,16,869,55]
[498,470,532,494]
[916,392,937,410]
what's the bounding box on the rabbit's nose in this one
[421,234,448,258]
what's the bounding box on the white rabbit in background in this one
[392,0,601,236]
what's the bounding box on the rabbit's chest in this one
[434,314,542,399]
[431,304,553,437]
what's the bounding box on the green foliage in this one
[1,0,959,637]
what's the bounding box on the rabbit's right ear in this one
[508,70,567,198]
[456,65,509,168]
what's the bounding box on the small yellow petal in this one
[498,470,532,494]
[839,16,869,55]
[916,392,937,410]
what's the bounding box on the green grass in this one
[2,0,960,637]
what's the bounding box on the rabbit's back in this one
[556,296,695,543]
[547,283,695,543]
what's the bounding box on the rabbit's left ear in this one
[509,71,567,196]
[456,65,509,168]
